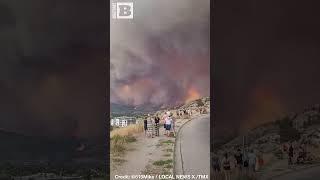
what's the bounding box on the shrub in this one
[110,124,144,138]
[111,135,137,155]
[153,159,173,166]
[196,99,204,107]
[278,116,300,143]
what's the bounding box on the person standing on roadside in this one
[234,149,243,174]
[288,143,294,165]
[222,152,232,180]
[212,151,221,179]
[154,114,160,137]
[144,117,148,137]
[165,111,172,137]
[162,112,168,135]
[281,143,288,159]
[248,149,256,172]
[146,114,154,138]
[243,149,249,175]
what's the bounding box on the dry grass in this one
[110,123,144,138]
[112,158,127,163]
[111,135,137,155]
[161,140,174,144]
[142,164,170,175]
[153,159,173,166]
[164,148,173,153]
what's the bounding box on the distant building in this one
[111,116,136,127]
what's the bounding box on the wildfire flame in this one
[121,85,130,94]
[119,83,203,105]
[185,87,201,103]
[240,85,287,132]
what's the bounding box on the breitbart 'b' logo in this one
[112,2,134,19]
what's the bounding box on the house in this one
[110,118,120,126]
[111,116,136,127]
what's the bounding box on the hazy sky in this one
[111,0,210,106]
[0,0,106,138]
[214,0,320,136]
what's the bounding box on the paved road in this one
[175,114,210,178]
[272,166,320,180]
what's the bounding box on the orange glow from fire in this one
[185,87,201,103]
[240,85,287,132]
[121,85,130,94]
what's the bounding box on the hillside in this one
[179,97,210,109]
[0,130,105,165]
[0,130,78,163]
[111,97,210,117]
[110,103,160,117]
[217,104,320,159]
[0,129,107,177]
[150,97,210,118]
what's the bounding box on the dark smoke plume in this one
[214,0,320,136]
[111,0,210,106]
[0,0,106,138]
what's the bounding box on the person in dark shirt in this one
[222,153,231,180]
[212,151,221,180]
[288,143,294,165]
[234,149,243,170]
[144,118,148,136]
[155,115,160,124]
[212,151,221,172]
[154,115,160,136]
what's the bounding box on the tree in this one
[279,116,300,143]
[196,99,204,107]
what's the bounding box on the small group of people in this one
[176,107,207,118]
[199,107,207,114]
[212,148,264,180]
[176,109,191,118]
[282,142,308,165]
[144,111,175,138]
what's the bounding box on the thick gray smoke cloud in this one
[111,0,210,106]
[214,0,320,137]
[0,0,106,138]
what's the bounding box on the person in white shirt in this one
[164,111,172,137]
[248,149,257,177]
[162,112,168,135]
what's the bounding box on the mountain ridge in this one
[216,104,320,161]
